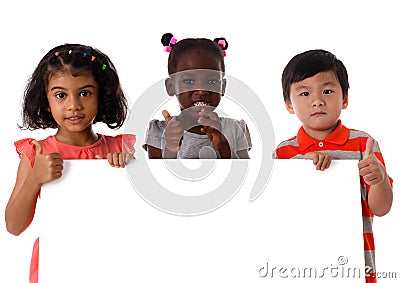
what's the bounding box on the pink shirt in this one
[15,134,136,166]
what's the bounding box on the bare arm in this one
[367,174,393,217]
[5,155,41,235]
[147,145,163,159]
[5,141,63,235]
[359,137,393,216]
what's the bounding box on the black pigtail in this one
[213,37,228,56]
[161,33,177,52]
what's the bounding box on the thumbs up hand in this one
[162,110,173,124]
[162,110,184,158]
[358,137,386,186]
[31,140,63,184]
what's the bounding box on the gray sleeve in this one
[237,119,252,150]
[142,119,166,151]
[220,118,252,155]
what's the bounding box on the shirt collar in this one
[297,120,350,151]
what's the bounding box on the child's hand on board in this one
[31,140,63,184]
[162,110,184,156]
[198,108,231,158]
[358,137,387,185]
[304,151,332,171]
[95,153,134,168]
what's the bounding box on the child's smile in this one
[46,71,99,145]
[65,115,85,125]
[170,48,225,111]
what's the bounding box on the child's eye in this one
[79,91,91,97]
[208,79,220,84]
[323,89,333,95]
[299,92,309,96]
[55,92,66,99]
[183,79,195,84]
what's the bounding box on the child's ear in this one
[285,100,295,114]
[165,78,175,97]
[342,96,349,109]
[221,78,227,96]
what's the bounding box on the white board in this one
[39,159,365,283]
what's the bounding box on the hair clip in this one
[217,40,227,57]
[54,52,60,57]
[170,37,177,45]
[91,56,96,62]
[164,37,178,53]
[102,64,107,70]
[68,50,73,55]
[217,40,226,49]
[83,52,87,58]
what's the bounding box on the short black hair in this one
[161,33,228,74]
[281,49,349,102]
[21,43,127,129]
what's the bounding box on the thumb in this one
[32,140,43,156]
[162,110,172,124]
[364,137,374,158]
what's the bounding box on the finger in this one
[326,156,332,169]
[52,163,64,174]
[198,110,219,122]
[315,155,324,170]
[162,110,172,124]
[198,118,221,130]
[201,109,219,119]
[201,125,218,134]
[364,137,374,159]
[118,153,125,168]
[107,153,113,166]
[32,140,43,156]
[320,155,331,171]
[52,156,64,166]
[362,172,378,185]
[113,153,120,167]
[359,165,372,177]
[53,171,62,179]
[95,155,103,159]
[47,152,62,161]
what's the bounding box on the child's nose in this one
[192,89,209,96]
[312,95,326,107]
[67,96,83,111]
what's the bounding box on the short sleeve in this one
[238,119,252,150]
[119,134,136,155]
[368,137,394,188]
[14,138,36,167]
[143,119,166,151]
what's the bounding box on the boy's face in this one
[285,71,348,140]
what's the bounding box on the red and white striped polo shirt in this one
[273,120,393,283]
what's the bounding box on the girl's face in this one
[46,71,99,138]
[169,48,225,111]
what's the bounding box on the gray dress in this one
[143,117,252,158]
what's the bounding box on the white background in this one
[1,0,399,282]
